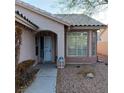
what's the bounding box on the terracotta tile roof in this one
[15,10,39,28]
[54,14,106,26]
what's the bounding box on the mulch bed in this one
[15,60,40,93]
[56,63,108,93]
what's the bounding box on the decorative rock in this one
[86,73,94,78]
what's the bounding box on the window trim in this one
[92,31,97,56]
[66,31,89,57]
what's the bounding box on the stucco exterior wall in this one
[65,56,97,64]
[19,30,36,63]
[16,5,65,61]
[97,28,108,55]
[97,42,108,55]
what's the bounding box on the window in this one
[92,32,97,56]
[67,32,88,56]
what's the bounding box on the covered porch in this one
[35,31,57,64]
[34,29,65,68]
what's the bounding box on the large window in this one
[67,32,88,56]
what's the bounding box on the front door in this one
[44,36,52,62]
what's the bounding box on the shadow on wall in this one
[97,42,108,63]
[97,42,108,56]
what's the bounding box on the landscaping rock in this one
[57,63,108,93]
[86,73,95,78]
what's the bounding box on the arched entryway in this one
[35,31,57,64]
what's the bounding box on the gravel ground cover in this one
[56,63,108,93]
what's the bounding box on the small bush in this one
[15,60,39,93]
[16,60,35,72]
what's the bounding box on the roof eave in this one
[70,25,107,30]
[15,14,38,30]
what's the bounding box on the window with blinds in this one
[67,32,88,56]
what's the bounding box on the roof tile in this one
[54,14,105,26]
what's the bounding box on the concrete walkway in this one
[24,64,57,93]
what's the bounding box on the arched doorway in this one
[35,31,57,64]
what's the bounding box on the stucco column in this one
[89,31,92,57]
[57,31,65,68]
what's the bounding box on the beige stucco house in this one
[15,0,107,68]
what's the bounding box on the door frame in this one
[37,31,57,64]
[44,36,53,62]
[38,35,54,63]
